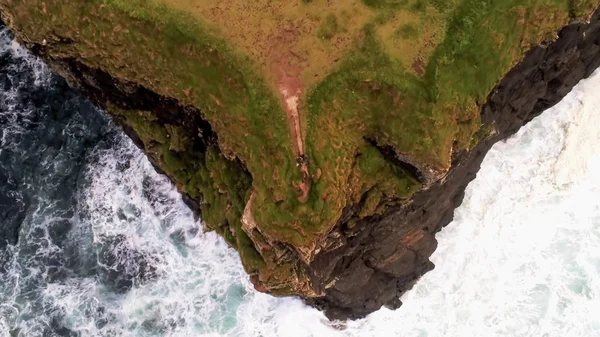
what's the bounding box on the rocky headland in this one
[1,0,599,320]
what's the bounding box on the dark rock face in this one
[306,10,600,319]
[6,7,599,321]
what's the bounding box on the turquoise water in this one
[1,26,599,336]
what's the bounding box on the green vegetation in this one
[395,23,419,39]
[246,31,428,245]
[1,0,593,295]
[362,0,410,9]
[318,14,344,40]
[262,0,575,247]
[570,0,598,16]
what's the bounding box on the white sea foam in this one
[0,28,49,146]
[0,28,49,86]
[554,76,600,187]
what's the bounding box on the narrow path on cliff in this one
[277,70,310,202]
[1,29,600,337]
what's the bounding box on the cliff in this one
[1,0,599,319]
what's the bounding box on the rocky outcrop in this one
[1,2,599,321]
[307,9,600,319]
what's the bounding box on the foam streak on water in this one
[1,27,599,337]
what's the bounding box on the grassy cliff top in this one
[1,0,596,281]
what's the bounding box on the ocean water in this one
[0,27,599,337]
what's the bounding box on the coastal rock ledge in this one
[2,0,599,320]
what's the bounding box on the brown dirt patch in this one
[273,51,305,157]
[411,57,425,77]
[156,0,375,90]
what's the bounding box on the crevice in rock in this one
[365,137,428,184]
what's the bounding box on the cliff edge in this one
[1,0,599,319]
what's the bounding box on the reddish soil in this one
[271,50,311,203]
[411,57,425,77]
